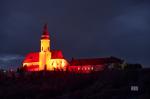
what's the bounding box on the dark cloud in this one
[0,54,24,69]
[106,2,150,66]
[0,0,150,68]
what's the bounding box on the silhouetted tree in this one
[124,63,142,70]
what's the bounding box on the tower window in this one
[42,47,43,51]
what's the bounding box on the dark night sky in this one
[0,0,150,69]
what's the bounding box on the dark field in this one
[0,69,150,99]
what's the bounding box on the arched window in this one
[78,67,80,70]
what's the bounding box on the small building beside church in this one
[68,57,123,73]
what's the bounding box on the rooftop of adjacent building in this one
[70,56,124,66]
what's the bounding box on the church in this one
[23,24,69,71]
[22,24,123,73]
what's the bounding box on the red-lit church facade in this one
[22,24,123,73]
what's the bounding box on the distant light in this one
[131,86,139,91]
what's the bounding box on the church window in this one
[91,67,94,70]
[78,67,80,70]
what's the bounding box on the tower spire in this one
[43,23,49,35]
[41,23,49,39]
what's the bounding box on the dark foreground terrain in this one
[0,69,150,99]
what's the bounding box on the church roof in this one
[23,50,64,63]
[51,50,64,59]
[23,52,39,63]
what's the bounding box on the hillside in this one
[0,69,150,99]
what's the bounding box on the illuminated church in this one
[23,24,123,73]
[23,24,69,71]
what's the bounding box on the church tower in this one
[39,24,51,70]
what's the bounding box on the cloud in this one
[0,54,24,70]
[106,3,150,67]
[115,5,150,30]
